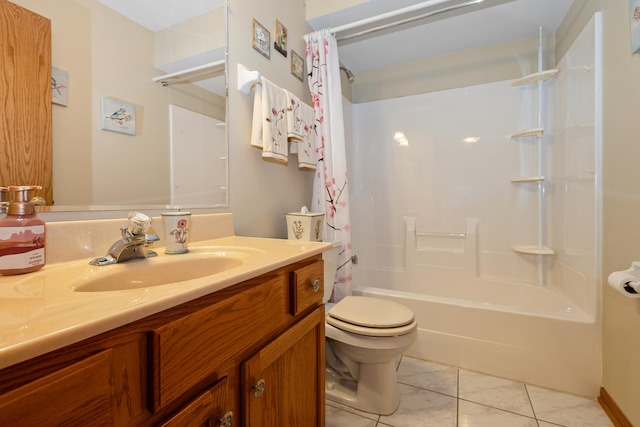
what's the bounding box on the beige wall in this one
[561,1,640,424]
[351,36,544,103]
[226,0,315,237]
[599,1,640,425]
[155,7,226,67]
[306,0,368,24]
[11,0,225,207]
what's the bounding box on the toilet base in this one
[325,359,400,415]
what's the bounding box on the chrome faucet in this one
[89,212,160,266]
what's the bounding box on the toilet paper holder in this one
[608,261,640,297]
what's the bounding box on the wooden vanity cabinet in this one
[0,255,325,426]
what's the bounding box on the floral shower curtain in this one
[304,29,352,302]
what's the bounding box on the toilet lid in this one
[327,296,417,337]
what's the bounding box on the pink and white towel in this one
[250,77,288,163]
[286,91,316,170]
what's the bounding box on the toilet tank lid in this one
[327,296,415,328]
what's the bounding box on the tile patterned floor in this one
[326,356,614,427]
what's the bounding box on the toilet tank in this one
[322,241,342,303]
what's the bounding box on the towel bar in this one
[416,231,465,238]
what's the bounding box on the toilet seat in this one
[327,296,417,337]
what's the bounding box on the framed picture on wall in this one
[252,19,271,59]
[631,0,640,53]
[291,50,304,82]
[274,19,288,57]
[51,67,68,106]
[100,97,136,136]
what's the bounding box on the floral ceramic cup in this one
[162,212,191,254]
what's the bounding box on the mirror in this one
[10,0,228,211]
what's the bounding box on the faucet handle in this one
[120,227,134,241]
[128,211,152,235]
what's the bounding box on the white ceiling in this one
[97,0,226,32]
[309,0,575,74]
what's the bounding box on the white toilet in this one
[322,243,418,415]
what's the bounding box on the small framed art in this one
[632,0,640,53]
[291,50,304,82]
[101,97,136,136]
[274,19,288,57]
[51,67,69,106]
[252,19,270,59]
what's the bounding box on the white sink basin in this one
[72,247,256,292]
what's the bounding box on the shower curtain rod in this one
[330,0,484,42]
[152,59,225,86]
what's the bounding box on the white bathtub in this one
[348,214,601,397]
[352,278,601,397]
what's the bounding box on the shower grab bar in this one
[416,231,465,238]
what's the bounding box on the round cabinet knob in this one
[220,411,233,427]
[310,279,320,293]
[253,379,266,398]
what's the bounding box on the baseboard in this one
[598,387,632,427]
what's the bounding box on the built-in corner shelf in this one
[510,29,555,284]
[511,69,559,87]
[511,176,545,183]
[512,245,555,255]
[510,128,544,139]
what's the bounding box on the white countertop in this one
[0,235,331,370]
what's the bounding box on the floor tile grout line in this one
[387,380,545,424]
[397,380,457,399]
[457,397,539,421]
[456,367,460,426]
[524,383,540,422]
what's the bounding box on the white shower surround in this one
[346,14,602,396]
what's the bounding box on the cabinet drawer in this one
[290,260,324,315]
[160,377,230,427]
[151,276,289,410]
[0,350,112,426]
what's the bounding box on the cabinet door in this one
[0,0,52,203]
[242,306,325,426]
[0,350,113,426]
[160,377,233,427]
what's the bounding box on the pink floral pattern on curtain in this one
[304,29,352,302]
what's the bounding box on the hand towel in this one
[249,77,288,163]
[286,91,317,170]
[286,92,306,141]
[250,83,263,149]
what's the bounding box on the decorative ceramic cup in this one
[162,212,191,254]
